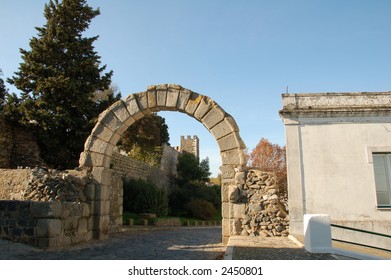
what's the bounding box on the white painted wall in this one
[281,93,391,250]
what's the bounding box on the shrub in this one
[123,178,168,216]
[188,199,217,220]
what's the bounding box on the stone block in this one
[157,89,167,109]
[232,203,246,219]
[84,136,114,155]
[31,201,62,218]
[202,105,226,130]
[94,200,110,215]
[98,110,122,132]
[91,168,112,188]
[36,237,58,249]
[84,184,96,201]
[217,133,244,152]
[221,149,246,165]
[91,123,119,143]
[147,89,158,111]
[36,219,62,238]
[78,217,88,234]
[125,95,144,120]
[109,100,132,124]
[194,96,214,121]
[136,91,151,114]
[64,217,78,232]
[166,88,180,110]
[222,202,231,219]
[210,115,239,140]
[94,184,112,201]
[98,215,110,230]
[220,165,235,179]
[221,184,229,203]
[177,88,191,111]
[88,216,94,231]
[185,92,202,116]
[228,185,240,202]
[222,218,230,236]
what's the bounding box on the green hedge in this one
[123,178,168,216]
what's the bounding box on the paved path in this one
[226,236,337,260]
[0,227,225,260]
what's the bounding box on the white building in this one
[280,92,391,250]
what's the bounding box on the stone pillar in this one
[91,167,112,240]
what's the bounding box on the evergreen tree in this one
[0,69,6,111]
[8,0,114,169]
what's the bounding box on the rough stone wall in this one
[111,151,171,191]
[0,167,88,202]
[160,143,179,180]
[0,117,46,168]
[0,200,92,248]
[227,169,289,237]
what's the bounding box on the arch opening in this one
[79,84,247,244]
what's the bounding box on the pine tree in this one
[8,0,114,169]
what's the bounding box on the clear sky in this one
[1,0,391,176]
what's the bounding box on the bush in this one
[188,199,217,220]
[168,181,221,218]
[123,178,168,216]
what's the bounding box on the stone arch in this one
[79,84,247,244]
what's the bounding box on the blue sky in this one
[1,0,391,176]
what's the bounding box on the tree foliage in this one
[0,69,6,111]
[176,152,211,184]
[7,0,117,169]
[117,114,169,165]
[249,138,287,196]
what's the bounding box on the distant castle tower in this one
[174,135,199,158]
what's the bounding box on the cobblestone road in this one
[0,227,225,260]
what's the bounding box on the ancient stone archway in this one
[79,84,247,244]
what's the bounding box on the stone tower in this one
[179,135,199,158]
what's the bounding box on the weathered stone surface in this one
[194,96,214,120]
[136,91,151,114]
[185,92,202,116]
[177,88,191,111]
[85,136,115,156]
[98,110,123,133]
[79,151,111,168]
[235,169,289,237]
[220,165,236,179]
[31,201,62,218]
[109,100,133,126]
[166,88,180,110]
[125,95,144,120]
[36,219,62,237]
[91,123,120,144]
[221,148,246,165]
[210,115,240,140]
[202,105,226,130]
[217,133,244,152]
[91,168,112,188]
[157,89,167,109]
[147,89,159,111]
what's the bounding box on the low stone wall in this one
[227,169,290,237]
[0,200,92,248]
